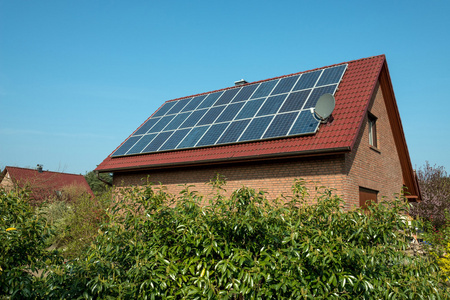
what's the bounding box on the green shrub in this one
[43,180,447,299]
[0,188,62,299]
[39,185,111,258]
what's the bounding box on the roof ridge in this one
[162,54,386,104]
[5,166,84,176]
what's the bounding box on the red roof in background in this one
[96,55,386,172]
[2,166,94,202]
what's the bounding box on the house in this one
[0,165,94,204]
[95,55,421,208]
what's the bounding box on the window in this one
[368,113,377,148]
[359,187,378,209]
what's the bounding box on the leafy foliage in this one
[410,162,450,229]
[42,180,446,299]
[0,188,61,299]
[39,185,111,258]
[84,171,112,195]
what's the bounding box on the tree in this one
[84,171,112,195]
[410,162,450,228]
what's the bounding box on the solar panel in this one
[197,123,229,147]
[216,102,245,123]
[231,84,259,103]
[217,119,251,144]
[239,116,273,142]
[235,98,265,120]
[263,112,298,139]
[251,80,278,99]
[127,133,157,154]
[111,64,347,157]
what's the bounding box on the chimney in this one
[36,164,43,173]
[234,79,248,86]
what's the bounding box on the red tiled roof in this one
[96,55,386,172]
[2,166,94,201]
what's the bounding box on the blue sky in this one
[1,1,449,175]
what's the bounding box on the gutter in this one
[97,146,351,173]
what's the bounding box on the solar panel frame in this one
[197,91,223,109]
[217,119,251,144]
[263,112,299,139]
[152,101,177,117]
[159,128,191,151]
[111,64,348,157]
[133,117,160,136]
[231,84,259,103]
[126,133,158,155]
[251,80,279,99]
[215,102,245,123]
[181,95,207,112]
[213,88,240,106]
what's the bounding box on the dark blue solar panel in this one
[127,133,157,155]
[214,89,240,106]
[179,109,207,128]
[215,102,245,123]
[148,115,175,133]
[235,98,265,120]
[159,128,191,151]
[177,126,209,149]
[251,80,278,99]
[316,65,346,86]
[196,123,229,147]
[271,75,300,95]
[112,135,141,156]
[198,91,223,109]
[289,111,320,135]
[231,84,258,103]
[239,116,273,142]
[143,131,174,152]
[133,118,160,136]
[181,95,207,112]
[303,85,337,109]
[164,112,191,131]
[197,106,225,126]
[263,112,298,139]
[278,90,311,113]
[292,70,321,91]
[217,119,250,144]
[113,64,347,156]
[153,101,177,117]
[166,98,191,115]
[256,94,287,116]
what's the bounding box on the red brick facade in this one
[113,82,404,208]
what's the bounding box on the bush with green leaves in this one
[38,185,111,258]
[43,179,447,299]
[0,188,62,299]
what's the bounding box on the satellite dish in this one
[314,93,335,121]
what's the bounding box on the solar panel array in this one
[111,64,347,157]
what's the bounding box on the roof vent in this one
[234,79,248,86]
[36,164,43,173]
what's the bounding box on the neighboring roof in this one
[97,55,385,171]
[1,166,94,201]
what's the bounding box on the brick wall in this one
[343,82,404,209]
[113,83,404,209]
[114,154,347,205]
[0,172,15,191]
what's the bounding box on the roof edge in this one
[97,146,351,173]
[378,61,421,201]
